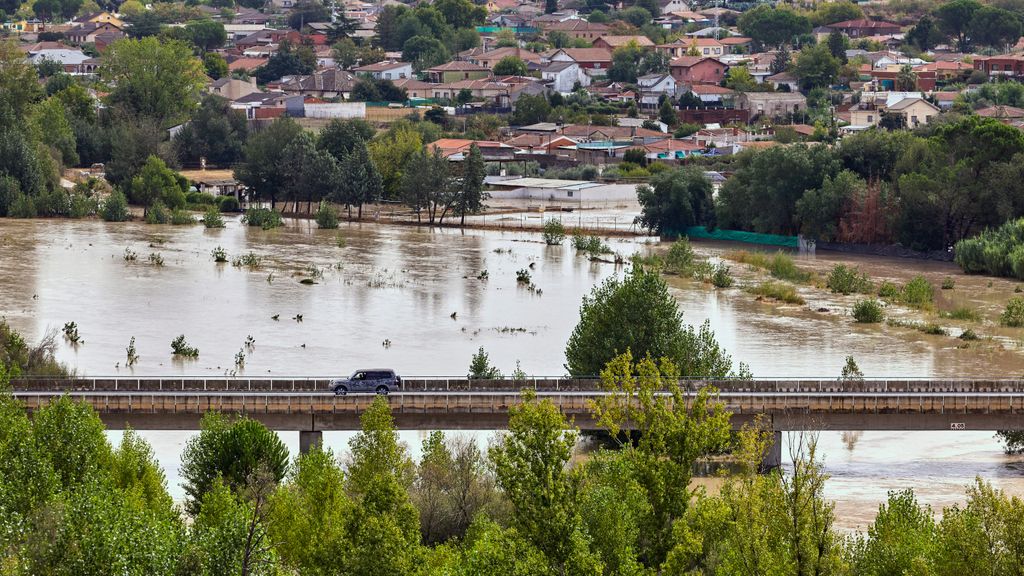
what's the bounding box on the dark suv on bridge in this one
[331,369,401,395]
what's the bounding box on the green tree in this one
[907,15,942,51]
[189,477,276,576]
[454,142,486,225]
[511,93,551,125]
[934,0,982,51]
[400,146,454,223]
[493,56,528,76]
[932,478,1024,576]
[658,97,678,128]
[101,37,205,124]
[203,52,229,79]
[564,265,739,377]
[288,0,330,29]
[468,346,502,379]
[794,43,840,90]
[636,166,714,235]
[795,169,865,242]
[29,96,78,168]
[0,39,43,117]
[268,447,354,575]
[180,413,290,515]
[281,131,341,213]
[173,94,247,166]
[489,391,602,574]
[256,40,316,84]
[344,397,422,575]
[129,155,186,209]
[403,35,451,70]
[847,489,935,575]
[185,19,227,52]
[338,139,383,219]
[368,125,422,200]
[738,5,812,48]
[827,30,847,63]
[235,117,304,206]
[969,6,1022,49]
[434,0,487,28]
[809,1,863,25]
[592,352,732,567]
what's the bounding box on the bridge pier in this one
[299,430,323,454]
[761,431,782,471]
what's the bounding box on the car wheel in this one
[376,385,389,395]
[335,386,348,396]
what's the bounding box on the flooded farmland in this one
[3,216,1024,531]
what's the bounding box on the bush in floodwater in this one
[315,203,339,229]
[242,207,283,230]
[940,306,981,322]
[710,263,733,288]
[232,252,262,269]
[171,335,198,358]
[959,328,980,341]
[826,264,872,295]
[69,193,98,219]
[954,217,1024,279]
[852,299,884,323]
[211,246,228,263]
[900,276,934,309]
[202,206,225,228]
[664,238,696,276]
[941,277,955,290]
[145,201,169,224]
[148,252,164,266]
[9,194,37,218]
[543,218,566,245]
[768,252,811,283]
[877,281,900,299]
[1001,297,1024,327]
[100,190,130,222]
[516,268,531,284]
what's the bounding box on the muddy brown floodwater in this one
[3,217,1024,531]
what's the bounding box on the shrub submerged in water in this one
[242,207,283,230]
[852,299,884,323]
[955,218,1024,279]
[826,264,872,295]
[1001,297,1024,327]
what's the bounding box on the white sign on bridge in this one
[950,423,966,430]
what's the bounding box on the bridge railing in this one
[9,376,1024,394]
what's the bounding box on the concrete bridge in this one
[9,377,1024,459]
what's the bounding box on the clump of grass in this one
[826,264,872,295]
[234,348,245,368]
[543,218,565,245]
[941,277,955,290]
[148,252,164,267]
[1001,297,1024,327]
[852,299,884,323]
[232,253,262,269]
[123,247,137,262]
[145,202,169,224]
[920,323,947,335]
[886,318,948,335]
[305,264,324,280]
[335,234,347,248]
[877,281,900,299]
[959,328,980,341]
[746,281,805,305]
[877,276,934,309]
[516,269,531,284]
[170,209,195,225]
[571,233,611,257]
[940,306,981,322]
[724,250,811,283]
[171,335,198,358]
[125,336,138,366]
[476,270,489,280]
[211,246,228,263]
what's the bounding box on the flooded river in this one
[3,217,1024,530]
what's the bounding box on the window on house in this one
[867,115,873,122]
[911,115,918,124]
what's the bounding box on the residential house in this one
[977,105,1024,119]
[973,55,1024,79]
[914,60,971,83]
[826,19,901,38]
[549,48,612,74]
[65,21,123,45]
[429,79,511,101]
[592,35,655,51]
[73,11,123,28]
[230,92,305,119]
[766,71,799,91]
[469,47,543,69]
[542,61,589,93]
[426,61,492,83]
[887,97,939,127]
[640,138,703,159]
[657,38,724,59]
[637,73,676,109]
[688,84,735,105]
[659,0,690,15]
[24,42,89,71]
[541,19,610,41]
[428,139,516,160]
[503,133,579,156]
[353,61,413,80]
[932,91,959,110]
[736,92,807,117]
[618,117,667,133]
[720,36,752,54]
[668,56,727,85]
[209,77,261,101]
[277,69,359,100]
[668,10,711,25]
[228,57,268,74]
[560,124,664,141]
[392,78,434,99]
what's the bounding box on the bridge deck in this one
[8,377,1024,431]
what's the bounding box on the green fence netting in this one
[683,226,798,248]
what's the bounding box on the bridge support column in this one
[761,431,782,472]
[299,430,322,454]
